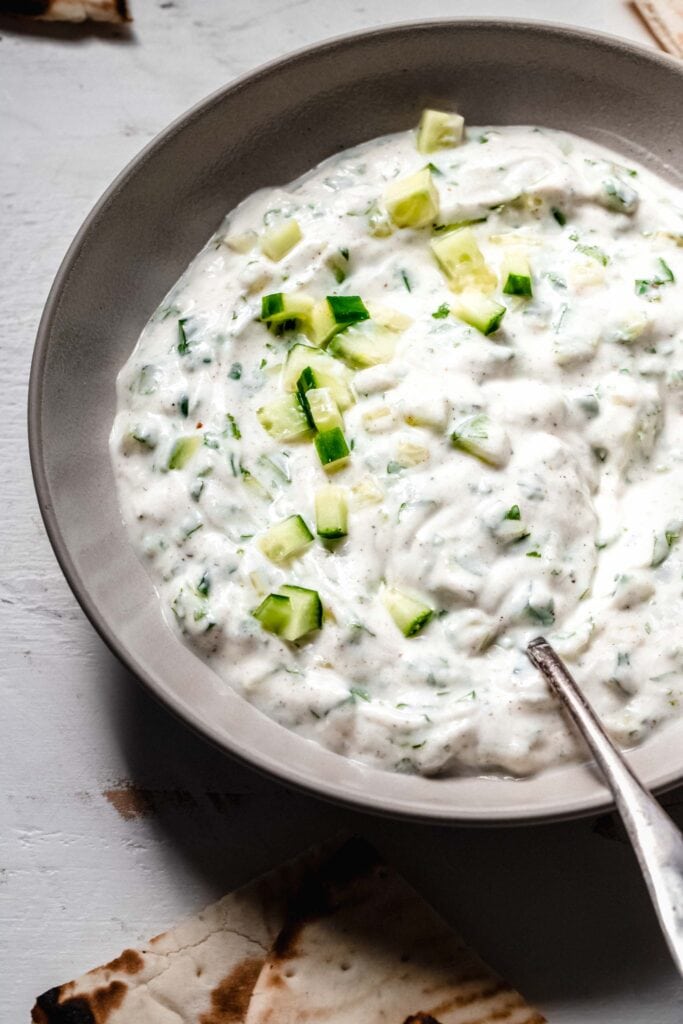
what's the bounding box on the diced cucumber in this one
[168,434,201,470]
[252,593,291,636]
[260,219,302,261]
[451,292,506,335]
[315,485,348,538]
[382,586,433,637]
[326,295,369,326]
[256,394,312,441]
[384,168,439,229]
[315,427,350,470]
[307,387,343,432]
[283,344,354,410]
[260,291,314,330]
[451,414,511,467]
[416,108,465,153]
[430,227,496,292]
[258,514,314,562]
[225,231,257,253]
[296,366,321,428]
[277,585,323,641]
[366,303,412,331]
[328,324,397,368]
[305,300,339,347]
[501,251,533,297]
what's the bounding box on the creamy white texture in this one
[111,125,683,776]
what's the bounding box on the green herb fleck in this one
[228,362,242,380]
[178,319,190,354]
[432,303,450,319]
[350,687,371,702]
[505,504,521,521]
[226,413,241,439]
[551,207,566,226]
[400,270,412,292]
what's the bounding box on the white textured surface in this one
[2,2,683,1020]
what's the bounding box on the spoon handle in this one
[527,637,683,976]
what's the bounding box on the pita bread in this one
[31,844,322,1024]
[32,838,547,1024]
[0,1,131,23]
[245,838,547,1024]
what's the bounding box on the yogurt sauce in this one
[110,123,683,776]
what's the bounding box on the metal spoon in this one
[527,637,683,976]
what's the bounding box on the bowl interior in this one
[30,20,683,823]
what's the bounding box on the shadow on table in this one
[0,13,135,42]
[100,642,683,1017]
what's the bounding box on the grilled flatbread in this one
[32,838,547,1024]
[31,844,322,1023]
[0,1,130,22]
[246,838,547,1024]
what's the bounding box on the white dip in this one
[110,119,683,776]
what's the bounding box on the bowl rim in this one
[28,17,683,826]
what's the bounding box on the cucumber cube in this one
[252,593,291,636]
[430,227,497,293]
[296,366,321,428]
[326,295,370,325]
[260,219,302,261]
[256,394,312,441]
[451,292,506,335]
[501,251,533,297]
[382,586,433,637]
[277,585,323,641]
[451,414,511,467]
[315,485,348,538]
[328,325,397,368]
[283,344,355,411]
[307,387,343,432]
[416,108,465,154]
[305,300,339,346]
[168,434,201,470]
[258,514,314,563]
[384,168,439,229]
[260,291,314,329]
[315,427,350,470]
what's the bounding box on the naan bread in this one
[246,838,547,1024]
[0,1,130,22]
[32,839,547,1024]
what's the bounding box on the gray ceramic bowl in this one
[29,20,683,823]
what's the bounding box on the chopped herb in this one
[228,362,242,380]
[339,247,350,261]
[426,161,442,175]
[551,207,566,226]
[350,686,371,702]
[575,243,609,266]
[197,572,210,597]
[636,258,675,295]
[259,357,267,370]
[177,319,190,354]
[179,395,189,418]
[184,521,204,539]
[505,504,521,521]
[526,551,541,558]
[432,302,450,319]
[226,413,241,439]
[526,601,555,626]
[400,270,412,292]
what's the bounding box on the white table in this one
[2,2,682,1019]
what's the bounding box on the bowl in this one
[29,19,683,824]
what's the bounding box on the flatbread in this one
[0,1,130,22]
[245,838,547,1024]
[32,838,547,1024]
[31,843,323,1023]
